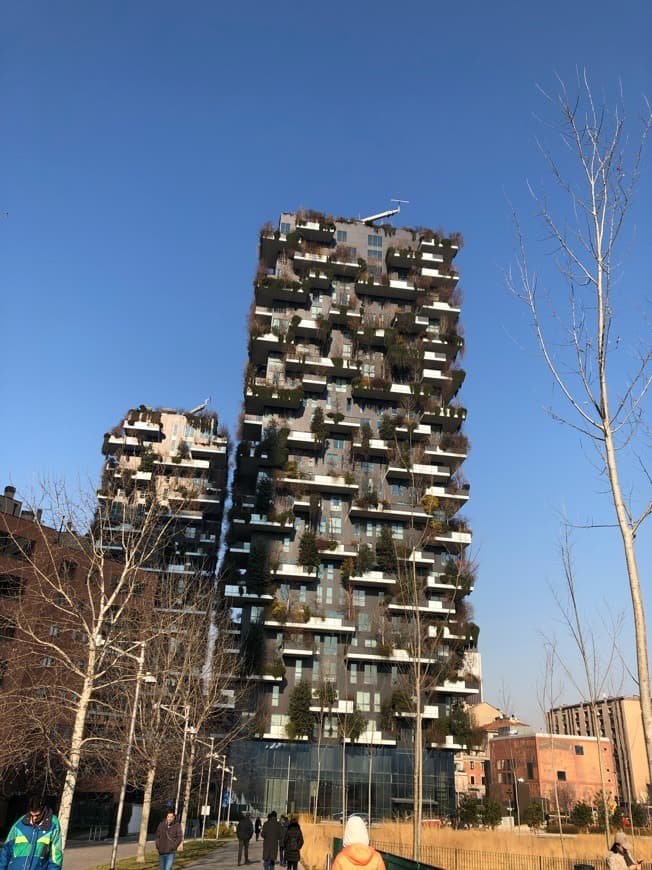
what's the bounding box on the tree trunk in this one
[179,735,197,848]
[57,664,95,847]
[136,761,158,862]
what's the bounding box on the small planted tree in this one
[286,680,316,739]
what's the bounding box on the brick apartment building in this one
[489,731,616,818]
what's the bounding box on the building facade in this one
[99,405,229,585]
[489,732,616,819]
[223,209,477,817]
[547,697,649,804]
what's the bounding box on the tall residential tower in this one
[224,210,478,816]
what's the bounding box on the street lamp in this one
[226,767,236,829]
[109,641,157,870]
[215,755,227,838]
[513,773,524,832]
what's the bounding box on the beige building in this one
[547,696,649,803]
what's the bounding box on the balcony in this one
[287,430,321,450]
[328,305,362,327]
[280,473,358,495]
[274,563,320,581]
[296,219,336,242]
[328,257,359,278]
[249,513,295,533]
[309,698,354,714]
[280,643,315,657]
[387,462,449,480]
[347,570,395,588]
[285,354,330,373]
[223,584,274,603]
[420,404,467,430]
[356,277,417,301]
[249,331,283,365]
[265,614,355,634]
[123,419,162,438]
[423,351,448,370]
[293,251,330,272]
[304,269,332,289]
[303,373,328,393]
[388,599,456,616]
[351,437,388,458]
[254,277,308,305]
[245,383,304,410]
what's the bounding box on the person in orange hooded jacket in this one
[332,816,386,870]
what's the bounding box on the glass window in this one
[357,691,371,711]
[367,250,383,262]
[353,589,365,607]
[363,663,377,684]
[281,221,291,234]
[295,660,302,681]
[272,686,280,708]
[331,497,342,511]
[350,663,357,684]
[337,230,347,242]
[368,235,382,248]
[299,585,307,602]
[326,588,333,605]
[330,517,342,535]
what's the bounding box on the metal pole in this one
[175,705,190,815]
[201,738,215,840]
[216,757,226,838]
[226,768,235,828]
[109,641,146,870]
[514,772,521,833]
[367,747,373,828]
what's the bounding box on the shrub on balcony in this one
[286,680,316,739]
[376,527,398,574]
[326,411,345,424]
[355,544,375,576]
[298,530,320,573]
[264,657,286,678]
[310,407,329,444]
[378,414,397,441]
[316,538,337,552]
[270,598,288,623]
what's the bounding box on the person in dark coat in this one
[255,817,262,841]
[261,811,282,870]
[237,814,254,865]
[278,815,289,866]
[155,811,183,870]
[281,819,304,870]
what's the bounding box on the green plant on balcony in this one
[355,543,375,576]
[264,656,286,679]
[355,490,379,509]
[256,423,290,467]
[375,526,398,574]
[298,530,320,573]
[139,447,157,472]
[378,414,397,441]
[241,623,265,676]
[310,407,329,445]
[284,459,299,478]
[340,557,355,582]
[376,639,393,658]
[330,355,343,369]
[254,475,274,514]
[270,598,288,623]
[316,538,337,552]
[344,470,356,486]
[359,421,372,452]
[286,680,317,739]
[326,411,344,424]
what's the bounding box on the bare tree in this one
[0,482,186,847]
[510,72,652,791]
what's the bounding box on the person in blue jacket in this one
[0,794,63,870]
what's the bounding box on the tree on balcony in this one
[286,680,316,739]
[298,530,320,573]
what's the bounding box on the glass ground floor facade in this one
[229,741,455,820]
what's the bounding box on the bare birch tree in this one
[0,481,185,847]
[510,71,652,791]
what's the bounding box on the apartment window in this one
[331,497,342,511]
[575,745,584,755]
[368,235,382,248]
[332,439,345,450]
[359,612,371,632]
[470,761,475,770]
[41,656,54,668]
[391,523,404,540]
[281,221,291,234]
[357,691,371,712]
[527,762,534,779]
[336,230,347,242]
[60,560,77,580]
[367,250,383,263]
[0,574,24,599]
[295,660,302,681]
[0,534,33,560]
[350,663,358,685]
[326,563,334,580]
[352,589,366,607]
[272,686,280,707]
[49,625,60,638]
[326,453,338,465]
[283,537,291,553]
[470,776,475,785]
[557,771,567,781]
[363,664,377,684]
[330,517,342,536]
[325,588,333,605]
[323,635,337,655]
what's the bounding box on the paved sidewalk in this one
[62,835,263,870]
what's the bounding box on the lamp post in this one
[215,755,227,838]
[513,772,524,833]
[174,705,192,815]
[201,738,216,840]
[109,641,157,870]
[226,767,236,829]
[367,746,375,828]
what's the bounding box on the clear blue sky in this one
[2,0,650,727]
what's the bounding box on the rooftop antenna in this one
[188,399,210,415]
[360,198,410,226]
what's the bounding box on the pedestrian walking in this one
[0,793,62,870]
[332,816,385,870]
[281,818,304,870]
[155,811,183,870]
[237,813,254,865]
[607,832,641,870]
[278,815,289,866]
[261,811,282,870]
[255,817,262,841]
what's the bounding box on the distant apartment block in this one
[547,697,648,803]
[489,732,616,815]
